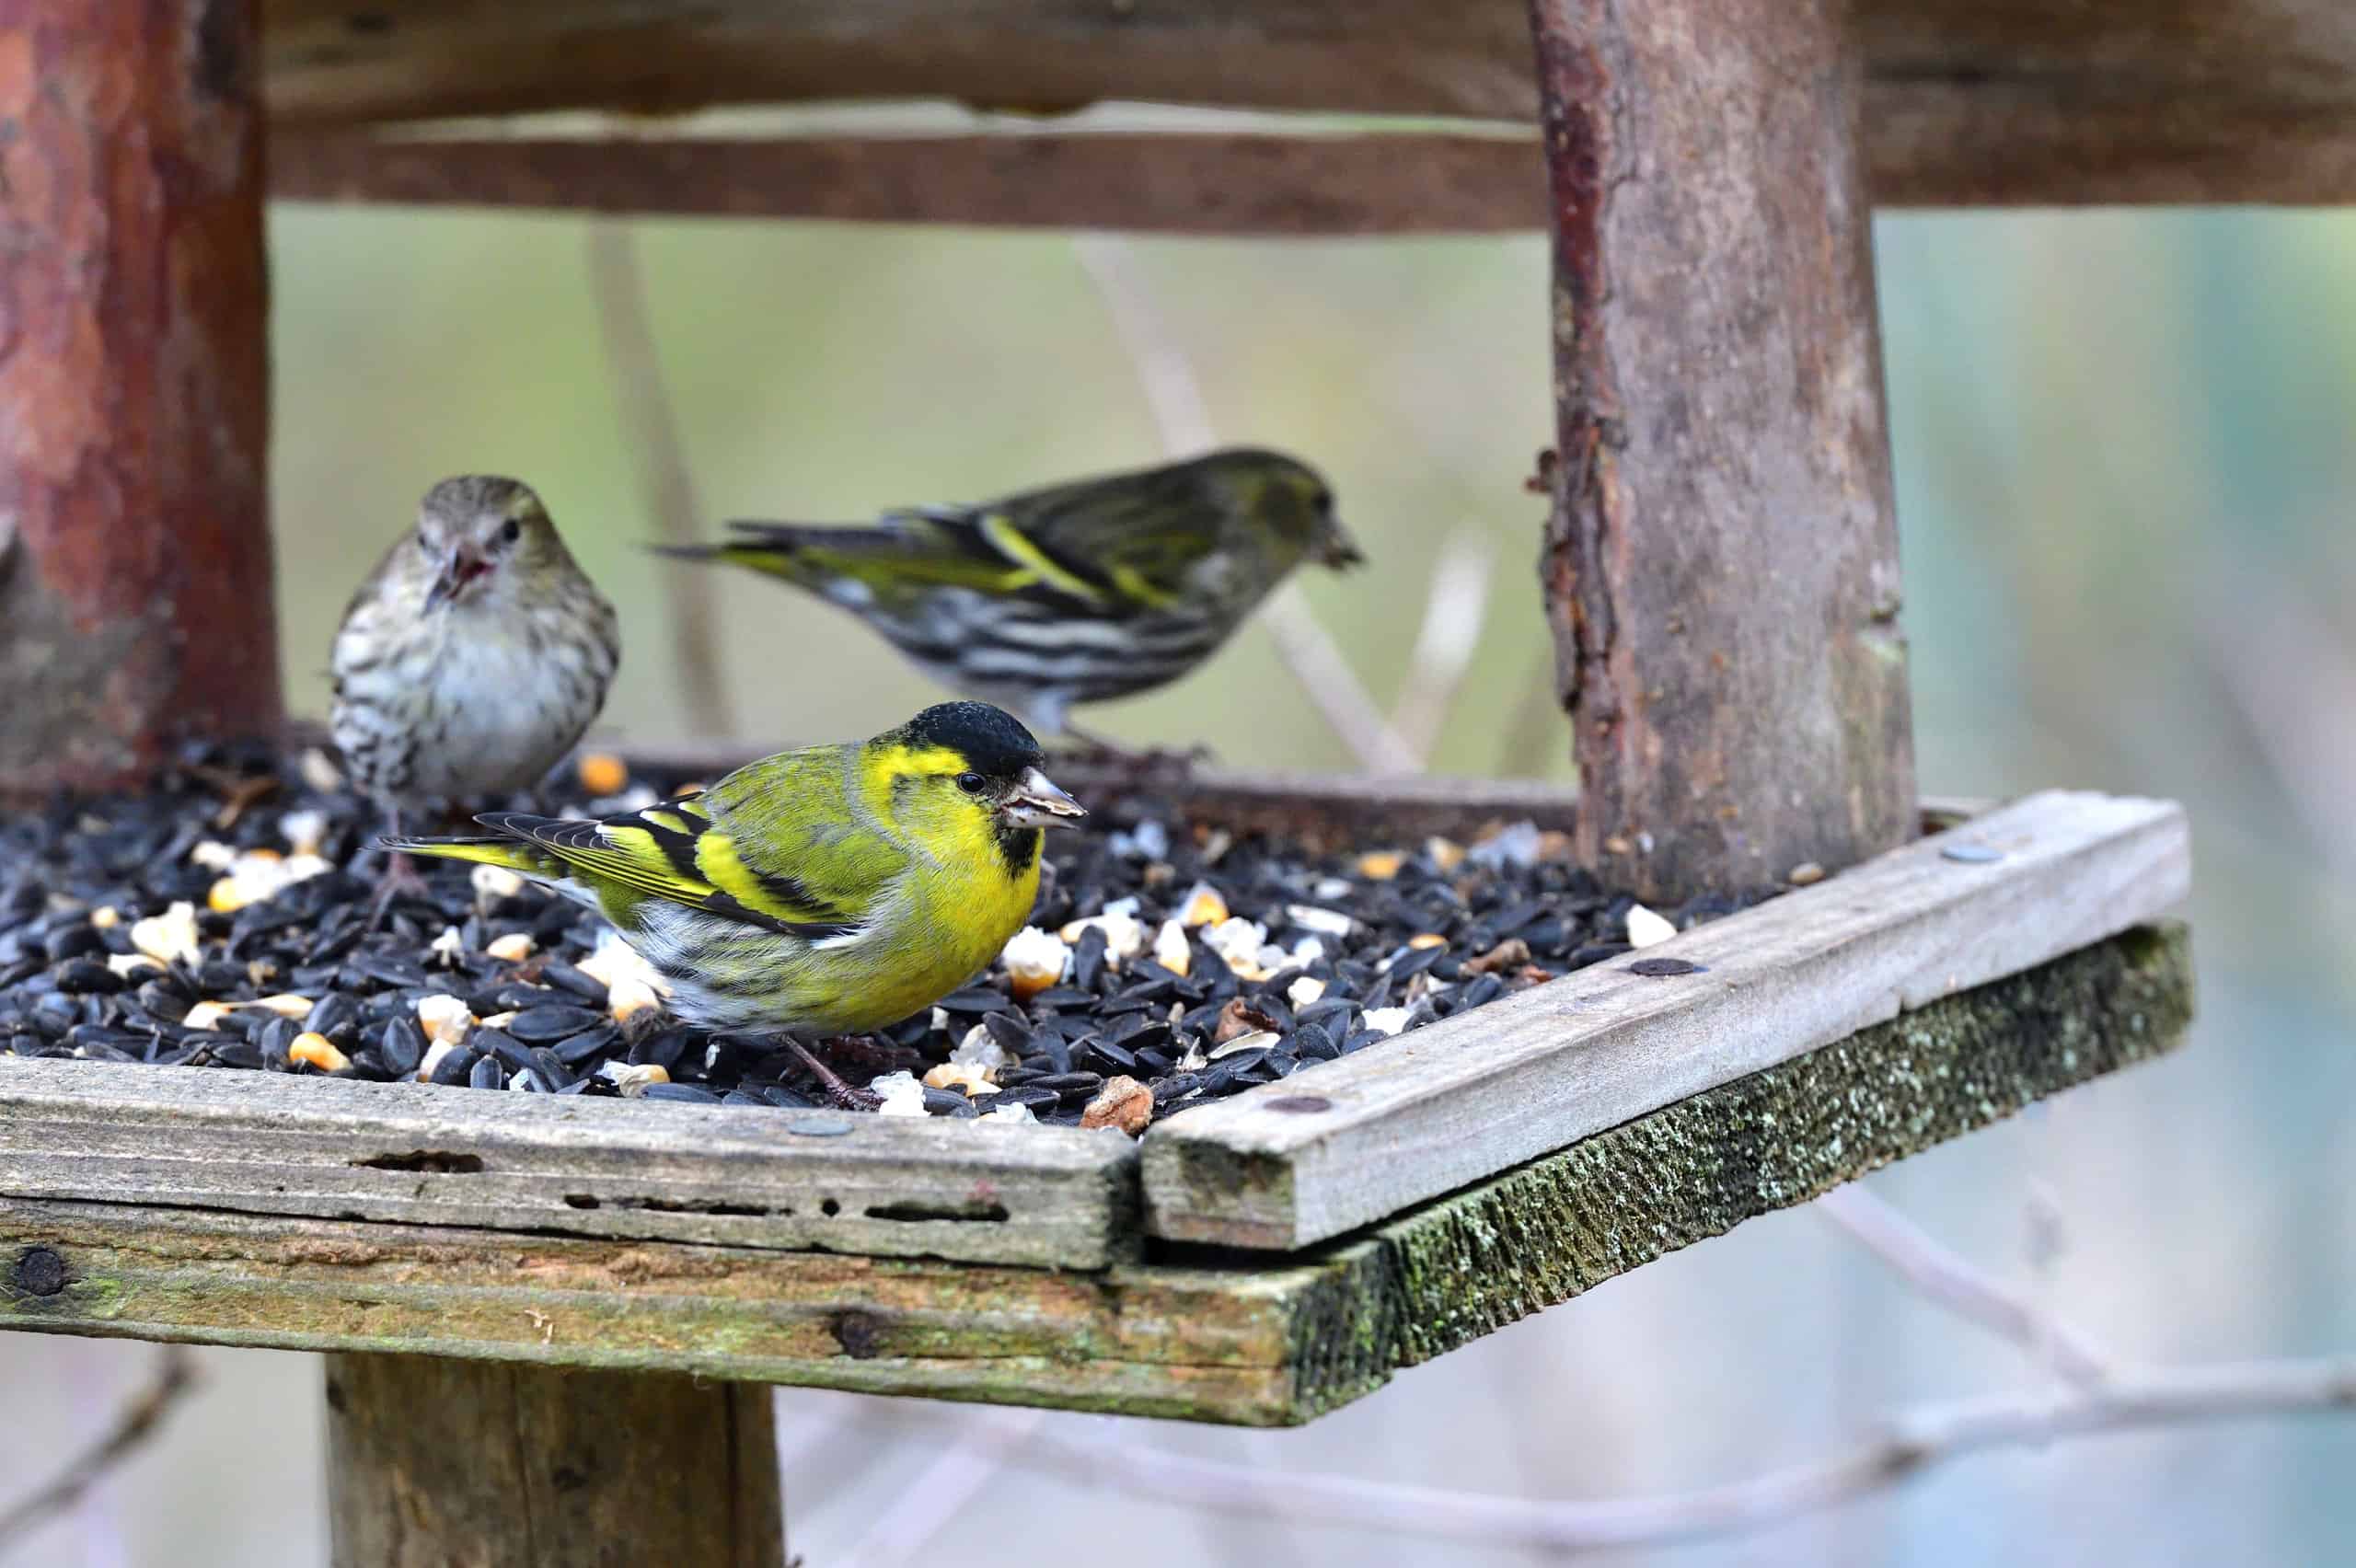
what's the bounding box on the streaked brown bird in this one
[330,475,620,910]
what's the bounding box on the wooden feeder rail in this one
[0,789,2186,1274]
[1148,790,2187,1251]
[5,921,2192,1426]
[2,785,2193,1425]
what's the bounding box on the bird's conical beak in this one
[1322,523,1365,570]
[1000,767,1086,830]
[424,546,487,611]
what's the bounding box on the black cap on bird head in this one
[897,702,1086,832]
[901,702,1045,779]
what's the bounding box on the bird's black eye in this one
[499,517,523,546]
[1311,489,1334,515]
[955,771,987,794]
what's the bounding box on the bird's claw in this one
[784,1037,884,1111]
[364,851,433,933]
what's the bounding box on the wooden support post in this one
[325,1355,785,1567]
[1527,0,1914,900]
[0,0,279,795]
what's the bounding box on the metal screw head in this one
[1627,957,1706,977]
[1941,843,2004,864]
[1265,1095,1333,1115]
[13,1247,65,1297]
[786,1117,853,1137]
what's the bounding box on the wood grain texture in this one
[1,927,2191,1425]
[0,1198,1383,1424]
[1361,921,2194,1365]
[619,744,1982,854]
[258,0,2356,206]
[1527,0,1913,903]
[271,131,1546,235]
[0,1063,1138,1269]
[1144,790,2189,1250]
[326,1355,783,1568]
[617,743,1591,849]
[0,0,280,795]
[260,0,1535,129]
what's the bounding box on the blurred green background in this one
[6,202,2354,1566]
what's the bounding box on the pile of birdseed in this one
[0,743,1773,1132]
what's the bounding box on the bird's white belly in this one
[402,640,595,798]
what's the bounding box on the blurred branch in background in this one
[585,221,737,739]
[843,1410,1050,1568]
[1497,644,1569,780]
[803,1186,2351,1560]
[1815,1185,2112,1387]
[2197,576,2356,886]
[1074,234,1422,773]
[1000,1357,2356,1554]
[0,1346,196,1551]
[1388,528,1496,765]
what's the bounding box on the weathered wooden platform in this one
[2,925,2191,1424]
[1,784,2193,1424]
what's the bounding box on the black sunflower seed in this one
[42,926,101,963]
[1070,926,1110,992]
[504,1004,604,1044]
[1080,1035,1139,1074]
[1291,1022,1340,1061]
[305,992,359,1039]
[536,960,608,1004]
[982,1010,1034,1053]
[377,1017,425,1076]
[552,1023,620,1066]
[639,1082,721,1104]
[52,959,124,996]
[1458,973,1507,1009]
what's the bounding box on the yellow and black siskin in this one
[657,448,1361,738]
[385,702,1086,1036]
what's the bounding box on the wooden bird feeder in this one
[3,0,2276,1560]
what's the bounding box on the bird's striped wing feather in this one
[477,796,861,940]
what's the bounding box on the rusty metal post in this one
[1526,0,1915,901]
[0,0,279,794]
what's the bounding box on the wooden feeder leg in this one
[1526,0,1914,901]
[325,1355,785,1566]
[0,0,280,796]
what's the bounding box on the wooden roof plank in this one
[270,131,1546,236]
[260,0,2356,207]
[1141,790,2191,1250]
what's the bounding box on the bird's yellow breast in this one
[813,836,1039,1032]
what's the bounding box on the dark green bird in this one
[659,448,1362,738]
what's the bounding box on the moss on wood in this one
[1357,920,2193,1369]
[0,927,2189,1426]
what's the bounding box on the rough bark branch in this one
[0,1346,197,1541]
[0,0,281,794]
[1527,0,1914,899]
